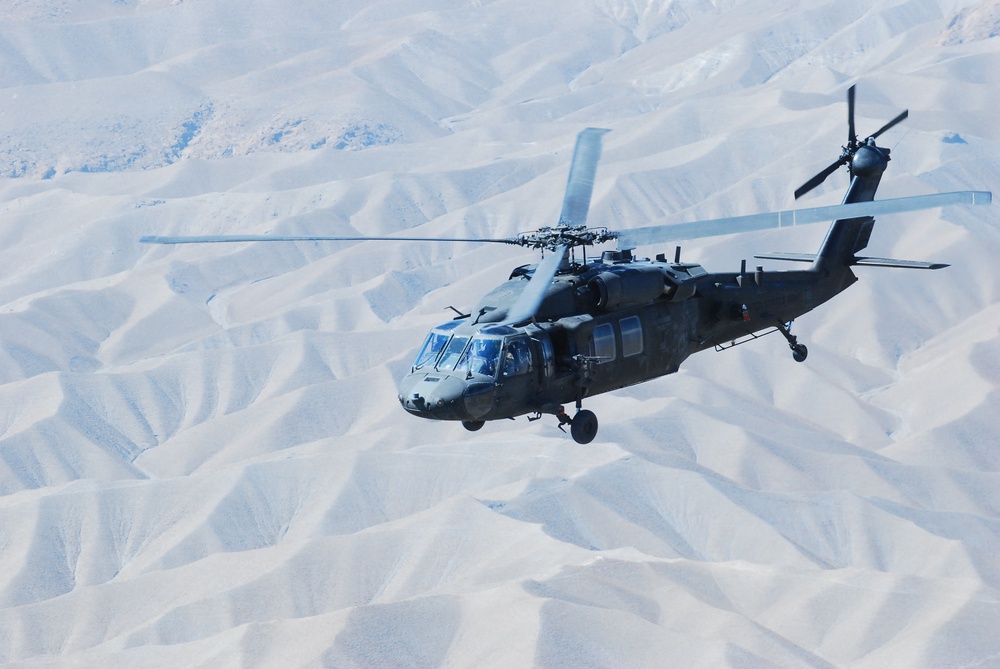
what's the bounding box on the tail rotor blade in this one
[869,109,909,141]
[558,128,610,227]
[794,157,846,200]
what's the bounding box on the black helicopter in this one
[142,86,990,443]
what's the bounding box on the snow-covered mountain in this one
[1,0,999,666]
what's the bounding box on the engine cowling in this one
[588,267,670,310]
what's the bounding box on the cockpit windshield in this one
[413,332,449,369]
[437,335,470,371]
[410,323,512,379]
[412,321,461,370]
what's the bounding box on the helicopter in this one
[142,86,991,443]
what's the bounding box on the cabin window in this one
[620,316,643,357]
[591,323,616,364]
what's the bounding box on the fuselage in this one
[398,250,854,423]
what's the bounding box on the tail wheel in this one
[792,344,808,363]
[462,420,485,432]
[570,410,598,444]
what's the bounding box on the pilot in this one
[466,338,499,377]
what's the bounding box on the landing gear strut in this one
[777,321,808,362]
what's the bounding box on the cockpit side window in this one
[458,336,502,377]
[502,337,532,376]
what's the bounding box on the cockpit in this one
[411,322,531,380]
[402,321,545,423]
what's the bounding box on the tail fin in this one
[812,140,888,272]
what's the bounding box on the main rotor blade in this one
[847,84,857,146]
[558,127,611,227]
[617,190,992,249]
[501,244,568,326]
[140,234,517,245]
[794,157,847,200]
[869,109,908,141]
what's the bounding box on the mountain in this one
[1,0,999,666]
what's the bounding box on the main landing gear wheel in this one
[570,410,599,444]
[777,321,808,363]
[462,420,485,432]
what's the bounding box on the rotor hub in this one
[850,141,890,178]
[513,225,619,251]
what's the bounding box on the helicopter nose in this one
[398,372,469,420]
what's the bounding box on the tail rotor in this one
[794,85,908,200]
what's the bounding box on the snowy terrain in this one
[1,0,999,666]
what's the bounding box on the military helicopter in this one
[142,86,991,443]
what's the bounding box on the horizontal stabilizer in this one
[754,252,816,263]
[755,252,947,269]
[853,256,949,270]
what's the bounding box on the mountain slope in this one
[1,0,999,666]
